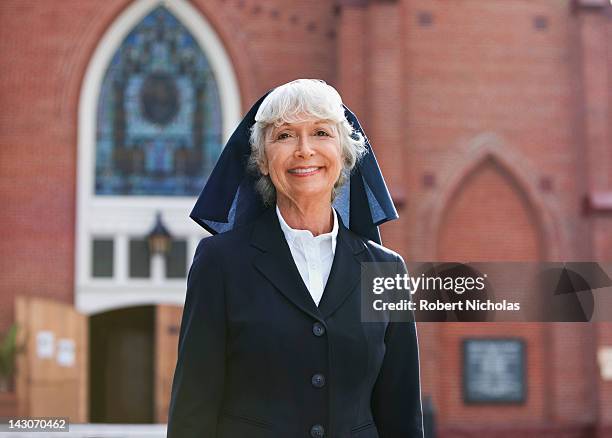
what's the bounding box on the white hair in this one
[247,79,367,206]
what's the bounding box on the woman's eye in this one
[277,132,291,140]
[315,130,330,136]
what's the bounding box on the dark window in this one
[130,239,151,278]
[165,239,187,278]
[92,239,114,278]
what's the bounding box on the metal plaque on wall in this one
[462,338,526,403]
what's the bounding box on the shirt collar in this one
[276,205,338,253]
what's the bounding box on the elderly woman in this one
[167,79,423,438]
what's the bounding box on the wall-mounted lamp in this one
[147,212,172,255]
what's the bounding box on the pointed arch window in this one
[77,0,241,314]
[95,6,223,196]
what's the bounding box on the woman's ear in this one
[259,158,269,176]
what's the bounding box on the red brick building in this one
[1,0,611,436]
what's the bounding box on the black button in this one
[312,322,325,337]
[311,373,326,388]
[310,424,325,437]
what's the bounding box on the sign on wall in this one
[36,331,55,359]
[598,346,612,381]
[463,338,526,403]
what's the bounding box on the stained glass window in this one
[96,7,223,196]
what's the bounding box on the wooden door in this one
[89,306,154,423]
[15,296,88,422]
[154,304,183,423]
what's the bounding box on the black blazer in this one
[167,207,424,438]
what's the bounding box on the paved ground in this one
[0,424,167,437]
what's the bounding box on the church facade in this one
[1,0,611,436]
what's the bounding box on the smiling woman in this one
[259,118,343,235]
[167,79,424,438]
[247,80,367,233]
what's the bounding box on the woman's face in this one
[260,118,343,207]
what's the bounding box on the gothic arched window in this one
[95,6,223,196]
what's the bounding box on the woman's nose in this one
[295,135,315,158]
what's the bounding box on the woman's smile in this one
[287,166,323,176]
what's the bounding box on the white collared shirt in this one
[276,205,338,307]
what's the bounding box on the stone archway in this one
[437,155,543,261]
[415,134,566,261]
[413,137,566,429]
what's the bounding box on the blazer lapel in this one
[317,215,365,319]
[251,208,322,321]
[250,207,366,321]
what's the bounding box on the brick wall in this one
[0,0,132,331]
